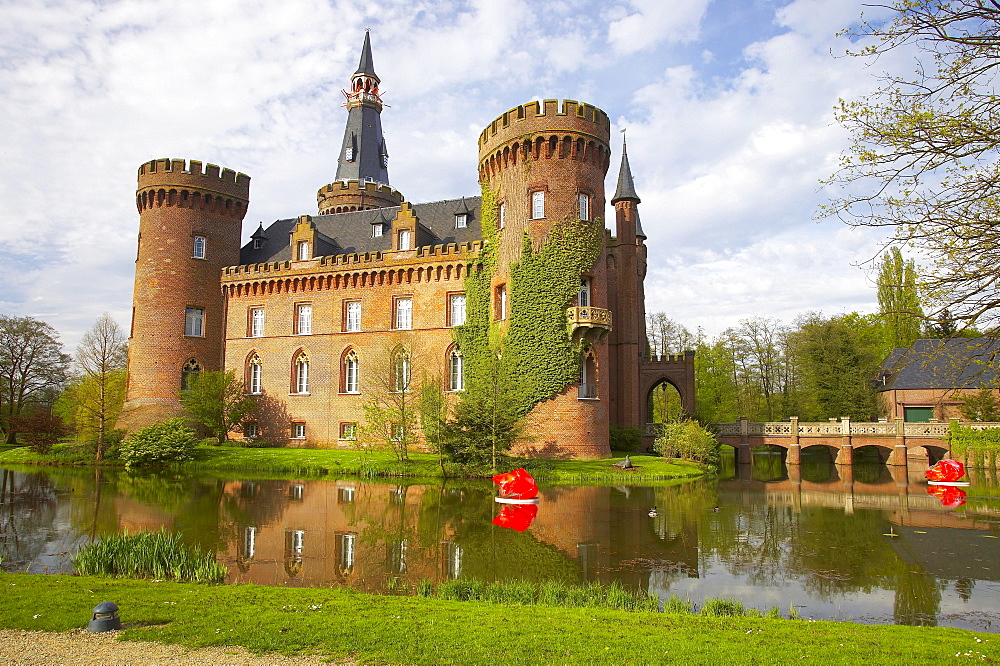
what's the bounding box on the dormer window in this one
[382,154,389,168]
[252,238,263,250]
[455,214,467,229]
[297,241,310,261]
[398,230,412,251]
[372,224,384,238]
[345,147,354,161]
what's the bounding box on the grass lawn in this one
[1,574,994,665]
[0,443,705,484]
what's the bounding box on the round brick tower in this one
[121,158,250,430]
[477,99,613,458]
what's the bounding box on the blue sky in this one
[0,0,902,350]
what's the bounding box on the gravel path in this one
[0,630,349,665]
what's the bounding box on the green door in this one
[904,406,934,422]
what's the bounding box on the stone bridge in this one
[708,417,985,467]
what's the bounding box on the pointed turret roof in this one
[611,138,641,205]
[354,30,379,82]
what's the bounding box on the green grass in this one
[1,573,995,665]
[0,444,705,484]
[72,530,226,583]
[422,578,659,612]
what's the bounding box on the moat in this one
[2,454,999,632]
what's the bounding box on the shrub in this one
[609,423,643,452]
[653,419,720,469]
[120,418,199,468]
[10,408,69,454]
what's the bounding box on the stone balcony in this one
[566,306,612,344]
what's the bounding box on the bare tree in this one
[75,314,128,460]
[0,316,70,444]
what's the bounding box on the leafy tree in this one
[0,315,70,443]
[693,335,741,424]
[73,313,128,460]
[358,338,423,461]
[877,247,923,352]
[180,370,256,442]
[646,313,695,357]
[652,419,720,469]
[959,388,1000,421]
[828,1,1000,329]
[417,373,449,473]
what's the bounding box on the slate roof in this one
[877,338,1000,391]
[611,139,640,205]
[239,195,482,265]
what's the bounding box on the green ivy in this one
[456,183,604,417]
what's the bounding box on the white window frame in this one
[345,300,361,332]
[193,235,206,259]
[449,293,466,327]
[579,277,591,308]
[344,351,359,393]
[531,191,544,219]
[248,357,262,394]
[499,202,505,229]
[250,308,265,337]
[398,229,412,251]
[252,237,263,250]
[296,304,312,335]
[395,297,412,330]
[578,193,590,221]
[393,352,411,393]
[295,356,309,394]
[297,241,310,261]
[340,422,357,440]
[372,224,384,238]
[244,423,258,439]
[292,423,306,439]
[345,147,354,161]
[185,307,204,337]
[496,285,507,321]
[455,213,467,229]
[449,349,464,392]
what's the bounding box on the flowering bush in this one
[120,418,199,468]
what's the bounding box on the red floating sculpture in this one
[925,459,965,483]
[927,484,967,508]
[492,503,539,532]
[492,468,539,500]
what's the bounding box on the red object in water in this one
[492,503,539,532]
[925,459,966,482]
[492,468,539,500]
[927,483,967,507]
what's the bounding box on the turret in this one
[477,99,613,458]
[317,31,403,214]
[120,158,250,430]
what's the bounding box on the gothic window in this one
[247,354,262,394]
[449,348,464,392]
[294,352,309,394]
[579,277,591,307]
[343,350,360,393]
[192,235,206,259]
[181,358,201,390]
[392,348,411,392]
[184,307,204,337]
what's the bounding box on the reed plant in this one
[71,529,226,583]
[425,578,659,612]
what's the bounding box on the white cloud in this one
[607,0,712,54]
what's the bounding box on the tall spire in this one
[611,135,641,204]
[336,31,390,185]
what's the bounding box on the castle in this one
[121,33,694,458]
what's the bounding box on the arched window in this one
[449,348,464,392]
[343,350,359,393]
[294,352,309,394]
[392,348,411,393]
[247,354,262,394]
[578,277,591,307]
[181,358,201,390]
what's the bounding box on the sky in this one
[0,0,907,351]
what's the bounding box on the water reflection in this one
[2,460,999,631]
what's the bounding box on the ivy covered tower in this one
[317,31,404,215]
[477,100,614,458]
[121,159,250,430]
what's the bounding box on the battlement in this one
[316,178,405,215]
[478,99,610,156]
[317,179,402,198]
[220,240,483,281]
[137,158,250,200]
